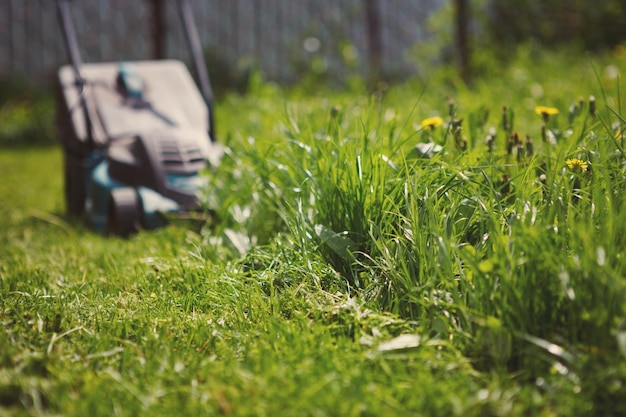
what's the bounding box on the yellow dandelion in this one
[536,106,559,123]
[566,158,588,173]
[535,106,559,116]
[420,116,444,130]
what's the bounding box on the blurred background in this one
[1,0,625,90]
[1,0,625,147]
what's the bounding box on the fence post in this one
[454,0,471,82]
[150,0,166,59]
[364,0,382,84]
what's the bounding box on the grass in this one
[1,46,626,416]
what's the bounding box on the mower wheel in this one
[108,187,141,237]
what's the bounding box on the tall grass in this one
[207,47,626,411]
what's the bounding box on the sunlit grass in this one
[2,46,626,415]
[207,47,626,414]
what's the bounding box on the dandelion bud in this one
[589,95,596,118]
[507,134,515,154]
[500,174,511,197]
[525,135,533,156]
[452,118,463,142]
[517,143,524,162]
[486,135,494,152]
[502,106,509,131]
[447,97,455,117]
[568,103,577,126]
[485,127,496,153]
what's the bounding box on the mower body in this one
[56,60,222,235]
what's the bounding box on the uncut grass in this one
[208,48,626,412]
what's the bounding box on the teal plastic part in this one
[117,63,144,100]
[88,160,185,233]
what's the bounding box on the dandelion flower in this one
[535,106,558,124]
[535,106,559,116]
[420,116,444,130]
[566,158,588,173]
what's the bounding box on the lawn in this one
[1,47,626,416]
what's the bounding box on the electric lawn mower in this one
[55,0,223,236]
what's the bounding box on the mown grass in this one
[2,46,626,416]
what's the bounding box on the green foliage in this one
[204,46,626,413]
[0,76,57,147]
[487,0,626,52]
[2,47,626,416]
[0,96,55,147]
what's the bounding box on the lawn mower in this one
[55,0,223,236]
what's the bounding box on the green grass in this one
[2,47,626,416]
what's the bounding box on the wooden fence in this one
[0,0,447,85]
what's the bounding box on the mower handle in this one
[56,0,94,147]
[177,0,216,141]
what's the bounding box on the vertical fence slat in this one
[0,1,11,75]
